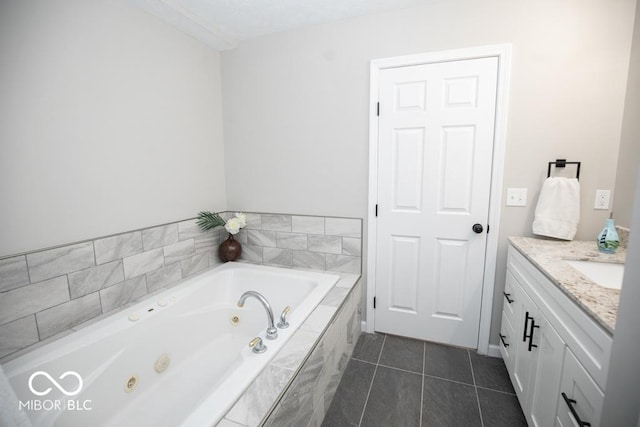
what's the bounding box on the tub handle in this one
[249,337,267,354]
[277,306,291,329]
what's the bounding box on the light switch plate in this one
[594,190,611,210]
[506,188,527,207]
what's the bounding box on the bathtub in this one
[3,262,340,427]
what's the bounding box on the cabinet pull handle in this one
[499,333,509,348]
[561,392,591,427]
[523,311,531,342]
[503,292,514,304]
[527,318,539,352]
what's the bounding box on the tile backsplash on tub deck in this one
[0,213,362,361]
[235,213,362,274]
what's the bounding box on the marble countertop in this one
[508,237,626,335]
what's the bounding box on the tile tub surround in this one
[219,274,362,427]
[0,213,363,361]
[509,237,626,333]
[0,220,226,360]
[234,213,362,274]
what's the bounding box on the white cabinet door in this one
[528,314,565,427]
[511,280,536,401]
[555,349,604,427]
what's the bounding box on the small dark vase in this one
[219,234,242,262]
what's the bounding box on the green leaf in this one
[196,211,226,231]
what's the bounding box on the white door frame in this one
[366,44,512,355]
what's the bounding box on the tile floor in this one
[322,333,527,427]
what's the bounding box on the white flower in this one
[225,218,242,235]
[235,212,247,228]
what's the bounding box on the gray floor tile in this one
[351,332,385,363]
[422,376,481,427]
[322,359,375,427]
[379,334,424,374]
[423,342,473,385]
[477,388,526,426]
[322,334,524,427]
[360,366,422,427]
[469,351,515,394]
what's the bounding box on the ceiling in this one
[130,0,426,50]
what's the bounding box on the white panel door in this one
[374,57,498,348]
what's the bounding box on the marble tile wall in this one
[234,213,362,274]
[264,281,362,427]
[0,219,226,360]
[0,212,363,361]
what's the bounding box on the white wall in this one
[222,0,634,223]
[0,0,226,257]
[614,1,640,228]
[601,173,640,425]
[221,0,636,344]
[602,6,640,422]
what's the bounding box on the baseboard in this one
[487,344,502,358]
[359,321,503,359]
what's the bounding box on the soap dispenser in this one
[597,213,620,254]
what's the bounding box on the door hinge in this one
[375,204,378,217]
[373,297,376,309]
[377,102,380,116]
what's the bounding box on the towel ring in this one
[547,159,581,180]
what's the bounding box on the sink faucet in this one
[237,291,278,340]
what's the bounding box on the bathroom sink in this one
[565,260,625,290]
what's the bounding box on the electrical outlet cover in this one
[594,190,611,210]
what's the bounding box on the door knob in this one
[472,224,484,234]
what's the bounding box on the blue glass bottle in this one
[597,218,619,254]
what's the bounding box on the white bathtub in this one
[3,263,340,427]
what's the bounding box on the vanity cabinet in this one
[500,245,612,427]
[503,270,565,427]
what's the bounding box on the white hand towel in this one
[532,177,580,240]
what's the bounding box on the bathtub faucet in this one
[237,291,278,340]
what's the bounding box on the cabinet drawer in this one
[499,310,516,374]
[555,349,604,427]
[508,245,612,389]
[503,271,518,325]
